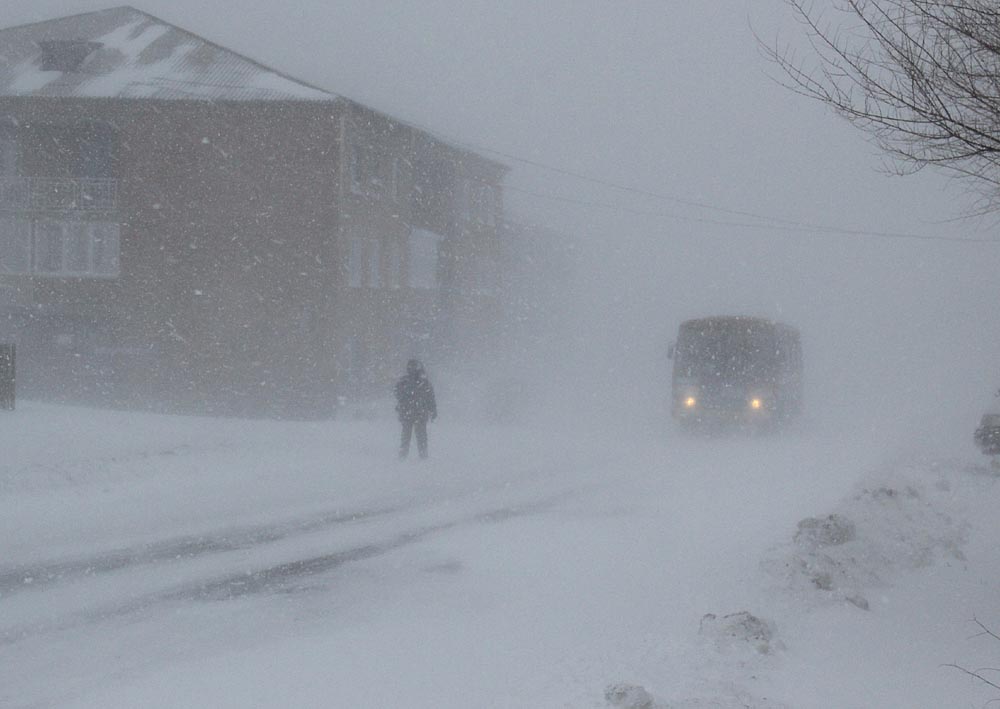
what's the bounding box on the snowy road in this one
[1,403,997,708]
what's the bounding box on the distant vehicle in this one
[974,412,1000,459]
[669,316,803,430]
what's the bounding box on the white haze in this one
[3,3,1000,706]
[7,0,998,447]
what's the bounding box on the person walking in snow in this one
[395,359,437,459]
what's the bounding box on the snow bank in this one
[698,611,783,655]
[762,461,971,610]
[4,401,1000,708]
[624,458,1000,708]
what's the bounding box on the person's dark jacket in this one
[395,366,437,422]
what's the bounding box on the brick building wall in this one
[0,93,505,415]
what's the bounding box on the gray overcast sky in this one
[1,1,984,236]
[0,0,973,232]
[4,0,999,440]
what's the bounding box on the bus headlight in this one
[749,397,763,411]
[684,396,697,409]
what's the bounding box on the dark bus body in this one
[670,316,803,430]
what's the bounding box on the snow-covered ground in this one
[2,401,999,708]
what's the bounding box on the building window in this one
[368,240,380,287]
[91,223,120,275]
[33,220,119,277]
[347,233,364,287]
[475,184,497,226]
[0,217,31,274]
[0,129,16,176]
[77,123,117,178]
[390,157,402,202]
[347,143,379,195]
[346,229,380,288]
[386,236,404,288]
[409,228,444,289]
[35,221,64,273]
[388,157,412,203]
[65,221,90,272]
[347,144,364,194]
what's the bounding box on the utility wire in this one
[469,143,818,230]
[473,141,995,243]
[502,183,998,244]
[402,118,997,244]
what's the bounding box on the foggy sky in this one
[5,0,999,451]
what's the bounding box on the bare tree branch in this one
[763,0,1000,209]
[942,663,1000,692]
[972,617,1000,644]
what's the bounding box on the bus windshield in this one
[675,323,781,384]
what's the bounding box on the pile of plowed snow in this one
[761,460,973,611]
[604,458,1000,708]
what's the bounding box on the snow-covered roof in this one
[0,6,336,102]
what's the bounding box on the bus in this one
[669,316,802,430]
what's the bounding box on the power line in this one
[470,143,817,229]
[402,118,997,244]
[501,183,998,244]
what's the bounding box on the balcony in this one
[0,177,118,212]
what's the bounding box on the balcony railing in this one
[0,177,118,212]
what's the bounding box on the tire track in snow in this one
[1,465,564,596]
[0,493,569,645]
[0,503,404,596]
